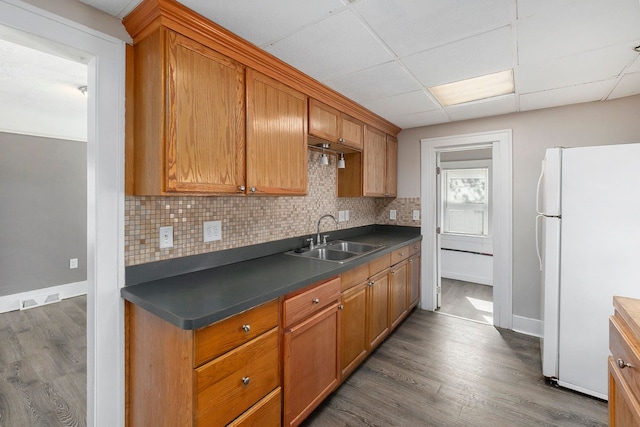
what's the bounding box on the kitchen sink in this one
[285,240,385,263]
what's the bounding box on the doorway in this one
[436,148,494,324]
[0,1,126,425]
[420,130,513,329]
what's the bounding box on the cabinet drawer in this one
[610,316,640,400]
[228,387,281,427]
[194,299,279,367]
[391,245,410,265]
[409,241,421,256]
[284,277,341,328]
[195,328,279,427]
[369,253,390,276]
[341,263,369,292]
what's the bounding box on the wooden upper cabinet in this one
[132,28,246,195]
[363,125,388,197]
[309,99,363,150]
[247,69,308,195]
[386,135,398,197]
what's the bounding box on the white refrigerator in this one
[537,143,640,400]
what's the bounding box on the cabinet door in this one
[408,253,421,309]
[367,269,390,350]
[389,260,408,330]
[308,98,339,142]
[363,125,387,197]
[247,69,308,195]
[385,135,398,197]
[167,30,246,193]
[339,115,364,150]
[283,304,339,427]
[340,282,368,381]
[609,356,640,426]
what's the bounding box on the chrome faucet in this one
[316,214,338,246]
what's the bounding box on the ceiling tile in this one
[519,80,616,111]
[390,109,450,129]
[354,0,515,57]
[608,73,640,100]
[517,45,638,94]
[264,10,393,82]
[364,90,441,118]
[518,0,640,65]
[627,56,640,73]
[445,94,517,121]
[324,61,421,102]
[79,0,141,18]
[516,0,580,19]
[403,26,514,88]
[178,0,345,47]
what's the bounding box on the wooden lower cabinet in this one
[368,268,390,350]
[389,260,408,331]
[609,296,640,426]
[339,281,368,381]
[126,299,280,427]
[282,278,340,427]
[408,253,421,309]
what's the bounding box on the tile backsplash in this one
[125,151,420,266]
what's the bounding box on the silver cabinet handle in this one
[238,185,246,192]
[618,358,633,369]
[250,187,256,193]
[339,137,345,143]
[338,304,344,310]
[368,281,374,287]
[242,376,250,386]
[312,298,320,304]
[241,324,250,333]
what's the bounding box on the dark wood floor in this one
[303,309,608,427]
[0,295,86,427]
[438,278,493,324]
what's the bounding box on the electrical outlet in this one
[338,210,346,222]
[413,210,420,221]
[203,220,222,242]
[69,258,78,269]
[159,226,173,249]
[390,209,397,220]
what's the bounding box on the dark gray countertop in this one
[121,226,421,330]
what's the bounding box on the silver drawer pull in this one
[338,304,344,310]
[242,376,250,386]
[312,298,320,304]
[618,358,633,369]
[241,324,250,333]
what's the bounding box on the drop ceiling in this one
[8,0,640,132]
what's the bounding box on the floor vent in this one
[19,292,61,310]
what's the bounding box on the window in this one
[442,167,489,236]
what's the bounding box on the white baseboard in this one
[512,315,542,337]
[0,281,87,314]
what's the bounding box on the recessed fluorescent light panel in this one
[428,69,514,107]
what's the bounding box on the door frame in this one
[420,130,513,329]
[0,1,126,425]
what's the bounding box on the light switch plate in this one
[345,210,349,221]
[390,210,397,220]
[69,258,78,269]
[204,220,222,242]
[413,210,420,221]
[338,211,346,222]
[159,226,173,249]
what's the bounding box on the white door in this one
[435,153,442,309]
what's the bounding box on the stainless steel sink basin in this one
[285,240,385,263]
[326,240,382,254]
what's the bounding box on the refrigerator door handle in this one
[535,214,543,271]
[536,159,545,215]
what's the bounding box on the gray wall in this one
[397,94,640,320]
[0,132,86,297]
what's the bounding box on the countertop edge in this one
[122,232,421,330]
